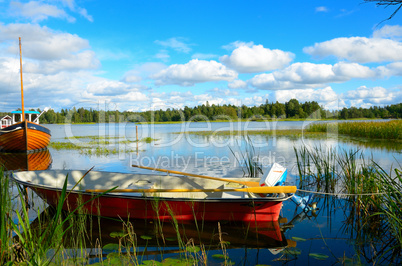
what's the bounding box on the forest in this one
[1,99,401,124]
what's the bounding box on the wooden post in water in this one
[136,125,139,155]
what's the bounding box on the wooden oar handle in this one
[86,186,297,194]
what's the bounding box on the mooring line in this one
[297,189,387,196]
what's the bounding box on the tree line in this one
[2,100,401,124]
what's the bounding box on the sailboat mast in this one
[19,37,25,121]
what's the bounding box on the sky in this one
[0,0,401,113]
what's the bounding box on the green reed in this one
[0,167,12,263]
[229,135,263,178]
[368,165,402,252]
[294,145,337,192]
[307,119,402,140]
[6,170,115,264]
[294,145,402,262]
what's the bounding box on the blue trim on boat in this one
[11,110,40,114]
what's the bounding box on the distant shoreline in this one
[45,117,390,125]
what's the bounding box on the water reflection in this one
[0,149,52,171]
[30,208,293,264]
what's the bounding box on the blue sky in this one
[0,0,401,112]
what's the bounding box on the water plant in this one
[0,167,12,263]
[8,170,115,264]
[293,145,402,263]
[229,135,263,177]
[306,119,402,140]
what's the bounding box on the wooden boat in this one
[0,149,52,171]
[0,38,51,152]
[12,170,296,222]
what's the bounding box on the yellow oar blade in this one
[131,164,261,187]
[86,186,297,194]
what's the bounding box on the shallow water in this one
[12,121,402,264]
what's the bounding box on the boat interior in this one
[12,170,289,200]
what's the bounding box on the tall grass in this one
[307,120,402,140]
[3,170,114,264]
[369,165,402,254]
[293,146,337,192]
[0,167,12,263]
[294,145,402,262]
[229,135,263,177]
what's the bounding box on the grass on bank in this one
[49,136,157,155]
[180,129,326,138]
[306,119,402,140]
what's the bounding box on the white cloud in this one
[343,85,400,105]
[249,62,375,90]
[271,87,338,108]
[315,6,328,12]
[122,62,166,83]
[151,59,238,86]
[372,25,402,40]
[9,1,75,23]
[24,50,99,74]
[376,61,402,76]
[221,41,254,51]
[210,87,239,96]
[228,79,248,89]
[191,53,218,60]
[155,37,192,53]
[332,62,375,79]
[304,36,402,63]
[86,80,130,96]
[220,43,294,73]
[155,50,170,61]
[0,23,90,60]
[77,7,93,22]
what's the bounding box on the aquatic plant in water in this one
[293,145,402,263]
[229,135,263,178]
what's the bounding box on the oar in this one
[132,164,261,187]
[86,186,297,194]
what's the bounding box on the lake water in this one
[16,121,402,264]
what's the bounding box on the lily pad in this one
[142,260,163,266]
[281,248,301,256]
[165,237,177,241]
[212,254,230,260]
[140,235,153,240]
[103,243,120,252]
[110,231,126,238]
[186,246,200,253]
[161,258,181,263]
[291,236,307,242]
[309,253,329,260]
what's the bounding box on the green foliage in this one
[307,119,402,140]
[0,167,12,263]
[4,100,400,124]
[229,135,263,177]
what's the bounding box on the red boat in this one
[0,38,51,152]
[12,170,295,222]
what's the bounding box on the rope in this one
[297,188,387,196]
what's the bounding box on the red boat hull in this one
[0,121,51,152]
[32,187,284,222]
